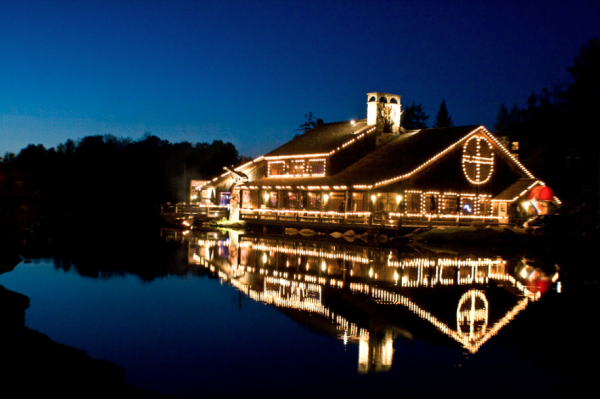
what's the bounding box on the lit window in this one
[290,160,305,175]
[269,161,286,176]
[308,160,325,175]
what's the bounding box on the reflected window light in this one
[520,268,528,279]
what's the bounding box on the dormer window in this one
[290,160,305,175]
[267,158,327,177]
[308,159,325,175]
[268,161,286,176]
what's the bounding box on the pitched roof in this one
[265,120,371,157]
[493,178,540,202]
[334,125,482,186]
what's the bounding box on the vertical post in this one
[183,163,187,203]
[276,190,281,221]
[320,190,325,224]
[344,190,349,225]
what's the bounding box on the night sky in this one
[1,0,599,158]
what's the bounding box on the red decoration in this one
[527,186,555,201]
[538,186,555,201]
[527,186,542,200]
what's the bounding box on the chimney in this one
[367,92,402,133]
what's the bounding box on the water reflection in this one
[162,228,560,373]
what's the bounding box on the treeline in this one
[0,134,242,233]
[493,38,600,233]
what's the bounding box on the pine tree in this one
[401,101,429,129]
[433,100,454,128]
[294,112,324,138]
[494,103,510,133]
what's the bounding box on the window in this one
[461,198,474,214]
[350,192,365,212]
[327,193,345,212]
[269,161,286,176]
[375,193,397,212]
[287,192,299,209]
[242,190,258,209]
[290,160,305,175]
[442,196,458,214]
[406,192,421,213]
[308,159,326,175]
[307,192,321,210]
[479,197,491,215]
[219,192,230,206]
[511,141,519,151]
[424,194,438,214]
[260,191,278,208]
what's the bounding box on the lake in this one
[0,228,589,398]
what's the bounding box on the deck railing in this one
[240,208,503,228]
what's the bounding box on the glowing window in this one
[308,160,325,175]
[406,193,421,213]
[269,161,286,176]
[461,198,474,214]
[290,160,305,175]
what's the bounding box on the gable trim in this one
[264,126,377,160]
[368,126,535,189]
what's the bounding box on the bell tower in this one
[367,92,401,133]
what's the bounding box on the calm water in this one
[0,229,572,397]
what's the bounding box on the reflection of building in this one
[196,92,560,228]
[174,229,559,372]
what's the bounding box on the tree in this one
[564,37,600,131]
[294,112,324,138]
[433,100,453,128]
[401,101,429,129]
[494,103,510,133]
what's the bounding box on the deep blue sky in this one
[1,0,599,158]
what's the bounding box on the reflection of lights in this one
[371,195,376,203]
[456,290,489,340]
[396,195,402,204]
[196,234,548,356]
[557,281,562,293]
[262,253,267,264]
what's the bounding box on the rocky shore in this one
[0,258,166,398]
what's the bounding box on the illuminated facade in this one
[196,92,559,227]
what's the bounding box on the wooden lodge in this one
[194,92,560,229]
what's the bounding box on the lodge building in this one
[194,92,560,229]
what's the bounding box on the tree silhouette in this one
[294,112,324,138]
[433,100,454,128]
[401,101,429,129]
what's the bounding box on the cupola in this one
[367,92,402,133]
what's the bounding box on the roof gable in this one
[265,120,373,157]
[332,125,536,188]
